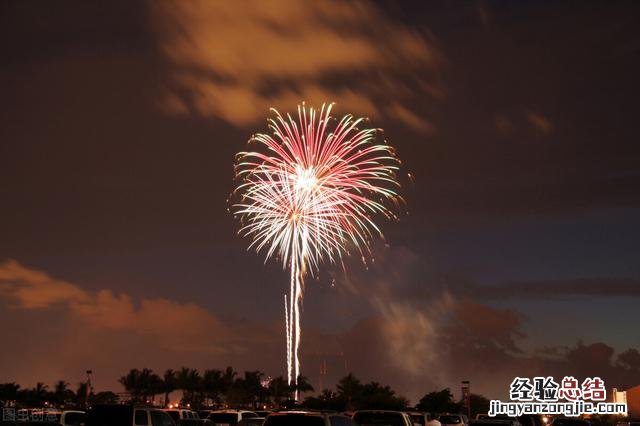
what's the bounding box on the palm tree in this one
[31,382,50,406]
[268,376,291,407]
[220,366,237,402]
[119,368,161,403]
[145,371,164,404]
[53,380,72,407]
[337,373,362,410]
[119,369,143,402]
[202,369,223,406]
[177,367,202,407]
[163,369,177,407]
[241,371,266,409]
[293,375,314,399]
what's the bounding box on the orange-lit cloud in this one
[151,0,442,131]
[0,259,263,354]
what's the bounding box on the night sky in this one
[1,1,639,402]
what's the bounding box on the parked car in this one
[439,415,469,426]
[470,419,521,426]
[407,412,440,426]
[265,411,355,426]
[86,404,176,426]
[473,415,520,426]
[199,412,215,421]
[59,410,87,426]
[254,412,271,418]
[352,410,413,426]
[163,410,202,426]
[238,418,265,426]
[207,411,259,426]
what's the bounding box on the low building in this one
[627,385,640,418]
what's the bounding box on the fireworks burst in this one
[232,103,402,396]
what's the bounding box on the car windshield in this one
[440,417,462,424]
[353,412,405,426]
[86,405,132,426]
[264,415,325,426]
[211,414,239,425]
[65,412,87,426]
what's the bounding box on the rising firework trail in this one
[232,103,402,397]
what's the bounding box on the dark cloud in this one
[469,278,640,300]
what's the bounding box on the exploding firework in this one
[232,103,402,396]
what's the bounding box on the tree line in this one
[0,367,490,415]
[0,381,118,409]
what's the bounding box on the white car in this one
[408,412,442,426]
[164,409,202,426]
[60,410,87,426]
[208,410,259,426]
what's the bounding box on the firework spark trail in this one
[233,103,402,396]
[284,293,291,384]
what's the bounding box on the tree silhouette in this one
[0,367,423,412]
[292,375,314,397]
[53,380,74,407]
[119,368,163,403]
[227,371,266,409]
[360,382,407,410]
[91,391,119,405]
[0,383,21,404]
[220,366,237,395]
[177,367,202,408]
[337,373,362,410]
[24,382,51,407]
[417,388,461,413]
[202,369,223,406]
[459,393,490,418]
[162,369,177,407]
[267,376,291,407]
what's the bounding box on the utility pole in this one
[318,359,327,391]
[86,370,93,408]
